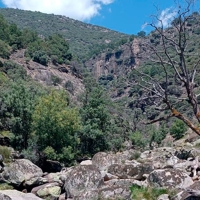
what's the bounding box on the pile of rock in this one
[1,145,200,199]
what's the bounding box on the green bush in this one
[0,40,11,59]
[43,146,57,160]
[130,185,169,200]
[64,80,74,93]
[0,183,13,190]
[51,75,62,86]
[21,137,39,164]
[32,50,49,66]
[170,119,187,140]
[58,146,75,165]
[0,146,11,163]
[130,131,145,148]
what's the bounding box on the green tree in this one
[32,50,49,66]
[47,34,72,64]
[32,90,80,162]
[0,81,45,149]
[137,31,146,37]
[0,40,11,59]
[79,85,111,155]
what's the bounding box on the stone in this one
[1,159,43,186]
[24,176,48,189]
[103,172,118,181]
[99,186,131,200]
[104,179,148,188]
[148,168,193,189]
[31,182,61,199]
[58,193,66,200]
[43,172,63,185]
[0,190,43,200]
[80,160,92,165]
[73,190,99,200]
[157,194,170,200]
[64,165,103,198]
[173,181,200,200]
[92,152,124,171]
[108,163,154,180]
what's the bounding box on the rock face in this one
[9,50,85,102]
[85,40,140,80]
[64,165,103,198]
[1,159,43,186]
[0,190,43,200]
[148,168,194,189]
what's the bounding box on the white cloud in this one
[157,8,177,28]
[2,0,115,21]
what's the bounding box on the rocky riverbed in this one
[1,139,200,199]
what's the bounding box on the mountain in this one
[1,6,200,168]
[0,8,130,60]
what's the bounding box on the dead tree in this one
[133,0,200,135]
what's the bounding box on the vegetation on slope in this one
[0,8,130,60]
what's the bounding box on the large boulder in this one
[92,152,122,171]
[0,190,43,200]
[1,159,43,186]
[64,165,103,198]
[108,163,154,180]
[148,168,193,189]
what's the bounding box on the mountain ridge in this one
[0,8,130,60]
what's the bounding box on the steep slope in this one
[8,49,84,103]
[0,8,130,60]
[85,38,141,80]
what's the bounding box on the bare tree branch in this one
[133,0,200,136]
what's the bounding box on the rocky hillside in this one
[9,49,84,103]
[85,39,141,80]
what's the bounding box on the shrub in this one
[130,131,145,148]
[32,50,49,66]
[43,146,57,160]
[0,146,11,163]
[130,185,170,200]
[0,40,11,59]
[51,75,62,86]
[0,183,13,190]
[170,119,187,140]
[130,151,141,160]
[64,80,74,93]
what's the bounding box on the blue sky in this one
[0,0,199,35]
